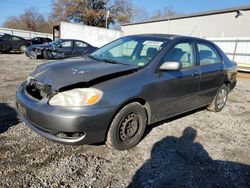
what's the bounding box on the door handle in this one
[192,71,200,77]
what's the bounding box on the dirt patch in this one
[237,72,250,79]
[0,53,249,187]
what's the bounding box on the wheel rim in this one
[20,46,27,52]
[47,51,52,58]
[217,88,227,109]
[118,112,140,143]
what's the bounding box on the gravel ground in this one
[0,53,249,188]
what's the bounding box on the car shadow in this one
[143,107,206,140]
[0,103,19,134]
[0,51,23,54]
[129,127,250,188]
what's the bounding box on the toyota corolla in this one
[16,34,237,150]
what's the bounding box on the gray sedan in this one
[16,34,237,150]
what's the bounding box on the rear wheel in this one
[207,84,229,112]
[106,102,147,150]
[19,45,27,52]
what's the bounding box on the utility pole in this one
[105,1,110,28]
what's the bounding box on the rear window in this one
[197,43,221,65]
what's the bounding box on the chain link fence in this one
[211,38,250,72]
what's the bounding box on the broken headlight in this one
[49,88,103,107]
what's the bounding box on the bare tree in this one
[3,8,52,33]
[151,6,177,20]
[112,0,133,24]
[130,5,149,23]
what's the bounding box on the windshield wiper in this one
[101,58,130,65]
[88,55,102,61]
[101,58,120,64]
[88,56,130,66]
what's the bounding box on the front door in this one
[56,40,73,58]
[157,41,201,119]
[10,36,22,50]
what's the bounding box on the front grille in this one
[26,80,53,100]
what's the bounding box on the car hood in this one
[29,57,138,91]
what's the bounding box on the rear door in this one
[195,41,225,104]
[0,35,11,51]
[157,40,201,119]
[73,41,88,56]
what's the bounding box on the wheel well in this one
[223,81,231,88]
[105,98,151,140]
[117,98,150,122]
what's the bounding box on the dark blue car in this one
[25,39,98,59]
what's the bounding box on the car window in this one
[140,43,162,56]
[60,41,72,47]
[1,34,11,40]
[74,41,88,47]
[12,36,21,41]
[197,43,221,65]
[108,40,138,57]
[164,42,195,68]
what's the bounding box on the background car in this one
[28,37,52,45]
[25,39,98,59]
[0,33,31,52]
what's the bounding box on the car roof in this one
[33,37,50,39]
[57,39,92,46]
[126,34,208,42]
[59,39,85,42]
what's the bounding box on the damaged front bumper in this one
[25,48,41,60]
[16,82,116,145]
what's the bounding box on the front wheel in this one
[207,84,229,112]
[106,102,147,150]
[43,50,53,59]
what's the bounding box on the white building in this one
[53,22,122,47]
[122,5,250,38]
[122,5,250,71]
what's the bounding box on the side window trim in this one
[160,39,197,70]
[196,41,222,66]
[61,40,72,47]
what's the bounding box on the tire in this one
[43,50,53,59]
[19,45,27,52]
[207,84,229,112]
[106,102,147,150]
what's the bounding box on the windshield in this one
[48,39,62,46]
[90,36,169,67]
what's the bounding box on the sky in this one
[0,0,250,26]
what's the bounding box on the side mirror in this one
[159,61,182,71]
[58,44,62,48]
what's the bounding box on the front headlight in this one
[49,88,103,107]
